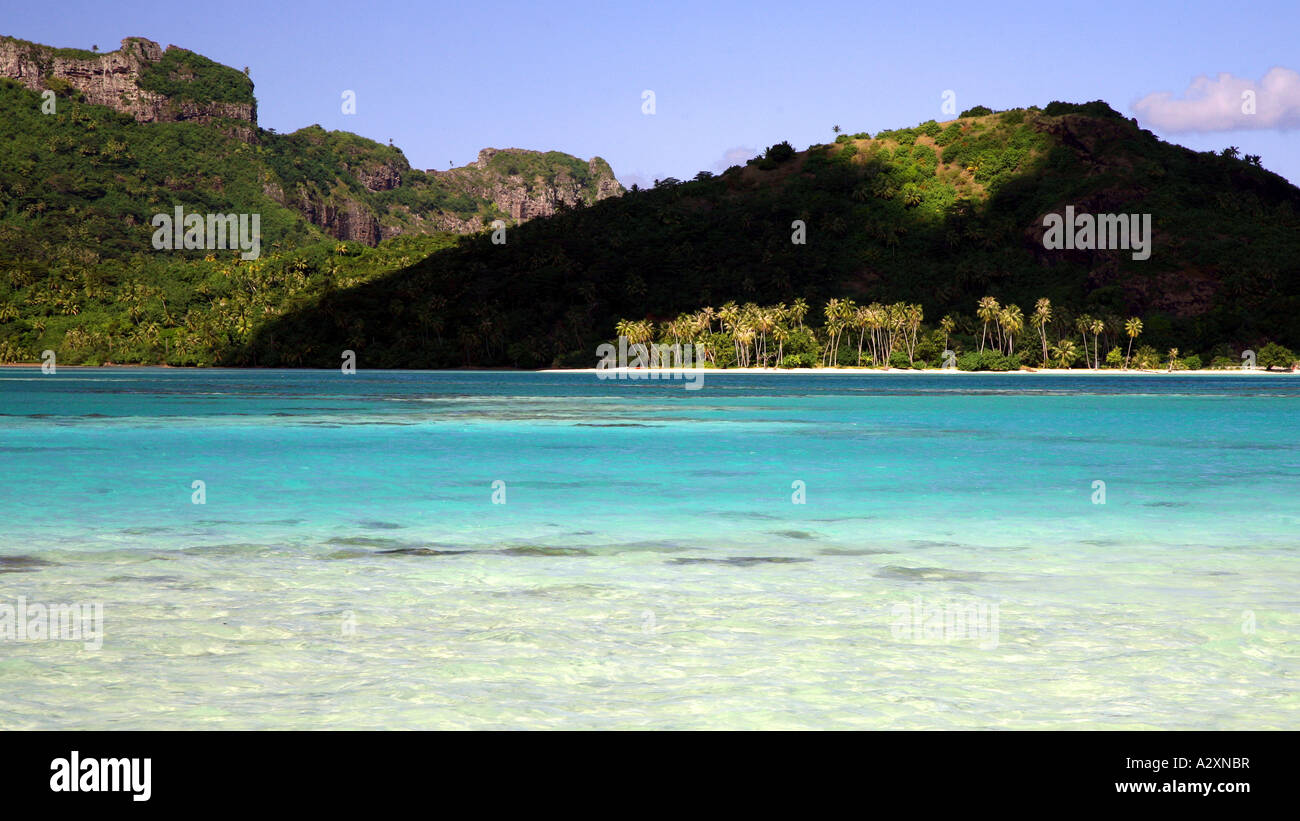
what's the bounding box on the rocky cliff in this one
[0,35,257,141]
[1,34,622,247]
[368,147,623,241]
[431,148,623,222]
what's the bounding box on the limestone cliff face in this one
[348,160,402,192]
[294,195,381,245]
[1,35,622,247]
[263,180,382,245]
[372,148,624,243]
[379,210,479,240]
[432,148,624,222]
[0,36,257,141]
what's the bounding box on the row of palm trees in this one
[613,295,1160,370]
[621,300,813,368]
[616,297,930,368]
[820,298,924,367]
[969,296,1160,370]
[975,296,1148,368]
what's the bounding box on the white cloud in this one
[618,146,760,190]
[714,146,758,171]
[617,172,652,190]
[1134,67,1300,132]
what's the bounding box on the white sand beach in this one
[551,366,1297,376]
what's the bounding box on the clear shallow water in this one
[1,368,1297,729]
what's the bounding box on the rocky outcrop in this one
[0,36,257,141]
[1,35,622,247]
[379,210,481,240]
[591,163,624,200]
[348,160,402,192]
[307,197,381,245]
[367,148,624,243]
[431,148,623,222]
[263,181,380,244]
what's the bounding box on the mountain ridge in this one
[0,32,1296,369]
[0,35,258,141]
[0,34,623,247]
[231,101,1300,368]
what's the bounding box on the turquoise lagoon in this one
[0,368,1296,729]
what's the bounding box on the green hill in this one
[0,34,622,365]
[231,102,1300,369]
[1,33,1296,369]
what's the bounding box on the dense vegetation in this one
[0,77,320,263]
[0,66,614,364]
[231,101,1300,369]
[135,47,255,106]
[607,297,1297,372]
[0,35,101,66]
[481,150,616,202]
[3,38,1298,372]
[0,230,458,366]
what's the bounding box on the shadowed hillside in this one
[231,102,1300,368]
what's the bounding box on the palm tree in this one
[977,296,999,352]
[939,315,955,353]
[1075,315,1094,369]
[883,303,902,365]
[1052,339,1079,369]
[1034,298,1052,366]
[902,303,924,364]
[822,299,842,365]
[666,316,687,345]
[1001,304,1024,355]
[736,327,755,367]
[693,338,713,365]
[1167,347,1179,372]
[772,325,788,365]
[718,302,739,334]
[754,307,776,366]
[790,298,808,329]
[614,319,654,356]
[840,300,857,362]
[1090,318,1105,369]
[698,306,716,334]
[719,302,740,363]
[821,298,852,367]
[866,303,885,365]
[1123,317,1142,369]
[854,305,870,365]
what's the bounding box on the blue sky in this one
[6,0,1299,185]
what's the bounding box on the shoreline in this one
[550,366,1297,376]
[2,363,1295,376]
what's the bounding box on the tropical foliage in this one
[2,46,1297,370]
[0,72,613,365]
[234,101,1300,369]
[590,295,1289,372]
[0,234,457,365]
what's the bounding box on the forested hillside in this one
[232,102,1300,368]
[0,35,621,365]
